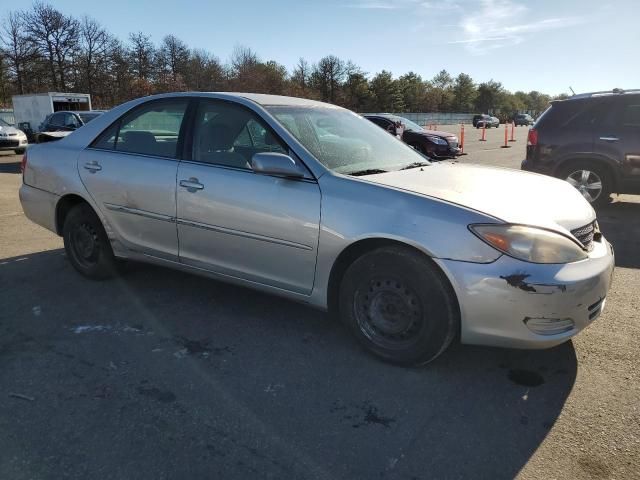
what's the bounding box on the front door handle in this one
[599,136,620,142]
[179,178,204,191]
[84,161,102,172]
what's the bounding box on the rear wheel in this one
[559,161,612,207]
[63,203,117,279]
[339,246,458,366]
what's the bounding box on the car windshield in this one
[266,106,429,174]
[79,112,102,123]
[387,116,425,132]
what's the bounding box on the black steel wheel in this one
[339,246,458,366]
[63,203,117,279]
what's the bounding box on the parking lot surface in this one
[1,137,639,479]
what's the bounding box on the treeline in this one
[0,2,561,115]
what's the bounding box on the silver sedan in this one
[19,93,614,366]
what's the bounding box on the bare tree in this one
[25,2,79,90]
[185,49,225,91]
[228,45,260,91]
[158,35,189,83]
[1,11,36,94]
[311,55,345,103]
[128,32,155,81]
[291,58,311,92]
[76,16,110,97]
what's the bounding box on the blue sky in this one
[2,0,638,95]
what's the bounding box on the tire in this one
[14,148,25,155]
[63,203,117,279]
[558,161,613,208]
[339,246,458,366]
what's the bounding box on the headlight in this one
[427,136,448,145]
[470,224,588,264]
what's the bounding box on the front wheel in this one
[559,162,612,207]
[14,148,25,155]
[63,203,117,279]
[339,246,458,366]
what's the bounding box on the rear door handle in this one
[84,161,102,172]
[599,136,620,142]
[179,178,204,191]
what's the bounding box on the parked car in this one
[513,113,534,126]
[0,118,28,154]
[40,110,105,132]
[522,89,640,206]
[20,92,614,366]
[364,114,460,159]
[474,114,499,128]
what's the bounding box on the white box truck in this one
[12,92,92,132]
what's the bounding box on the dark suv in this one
[513,113,534,126]
[522,89,640,206]
[364,114,460,159]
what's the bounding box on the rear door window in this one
[621,100,640,127]
[91,100,188,158]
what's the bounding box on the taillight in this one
[527,128,538,146]
[20,150,27,174]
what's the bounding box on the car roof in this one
[561,89,640,102]
[138,92,341,109]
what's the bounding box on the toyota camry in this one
[19,93,614,366]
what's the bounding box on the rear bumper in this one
[19,183,59,234]
[435,236,615,349]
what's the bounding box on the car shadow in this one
[0,249,577,479]
[597,198,640,269]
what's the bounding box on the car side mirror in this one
[251,152,305,178]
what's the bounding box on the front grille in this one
[0,139,19,148]
[571,221,596,250]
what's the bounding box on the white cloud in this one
[451,0,587,55]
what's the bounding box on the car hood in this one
[365,162,595,233]
[0,125,24,136]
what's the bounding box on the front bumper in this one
[430,145,461,160]
[0,138,27,150]
[435,236,614,349]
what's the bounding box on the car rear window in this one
[534,100,599,129]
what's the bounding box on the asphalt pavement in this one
[0,137,638,479]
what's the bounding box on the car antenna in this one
[569,86,576,96]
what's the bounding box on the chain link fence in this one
[362,112,476,127]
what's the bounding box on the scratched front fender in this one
[434,236,615,349]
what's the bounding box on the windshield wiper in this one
[346,168,388,176]
[400,161,430,170]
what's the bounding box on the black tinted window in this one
[622,102,640,127]
[192,100,286,169]
[50,113,64,127]
[537,100,594,129]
